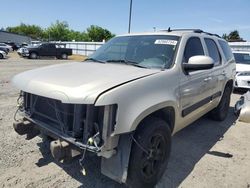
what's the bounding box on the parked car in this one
[0,47,8,54]
[12,29,235,187]
[233,51,250,89]
[0,43,13,52]
[19,43,72,59]
[0,50,7,59]
[234,91,250,123]
[4,42,19,51]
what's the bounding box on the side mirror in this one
[183,56,214,71]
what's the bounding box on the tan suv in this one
[12,29,235,187]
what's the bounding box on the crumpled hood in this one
[12,62,160,104]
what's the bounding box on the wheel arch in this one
[132,105,176,134]
[225,79,234,93]
[30,51,39,57]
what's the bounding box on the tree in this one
[5,21,115,42]
[86,25,115,42]
[228,30,241,40]
[44,20,70,41]
[222,30,244,42]
[67,30,89,41]
[222,33,228,40]
[6,23,44,39]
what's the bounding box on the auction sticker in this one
[154,39,177,45]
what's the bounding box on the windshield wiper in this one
[84,58,106,64]
[106,59,148,69]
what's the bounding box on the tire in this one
[30,52,38,59]
[127,117,171,188]
[0,54,3,59]
[61,53,68,60]
[209,86,231,121]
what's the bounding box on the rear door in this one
[203,38,225,101]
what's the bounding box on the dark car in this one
[4,42,19,51]
[21,43,73,59]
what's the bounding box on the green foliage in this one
[5,21,115,42]
[222,30,244,41]
[86,25,115,42]
[44,20,70,41]
[6,23,44,39]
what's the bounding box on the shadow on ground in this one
[35,107,237,188]
[36,138,125,188]
[157,107,237,188]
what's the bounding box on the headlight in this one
[23,48,29,53]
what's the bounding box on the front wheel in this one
[0,54,3,59]
[209,86,231,121]
[127,117,171,188]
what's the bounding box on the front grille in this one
[23,92,104,143]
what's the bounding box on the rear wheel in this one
[127,117,171,188]
[209,86,231,121]
[61,53,68,59]
[0,54,3,59]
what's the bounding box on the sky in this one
[1,0,250,40]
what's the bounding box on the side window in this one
[48,44,55,48]
[218,40,233,61]
[184,37,204,63]
[205,38,221,66]
[41,44,47,48]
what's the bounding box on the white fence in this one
[55,41,105,56]
[229,42,250,51]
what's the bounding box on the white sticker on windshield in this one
[154,39,177,45]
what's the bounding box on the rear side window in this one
[218,40,233,61]
[205,38,221,66]
[184,37,204,63]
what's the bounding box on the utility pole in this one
[128,0,133,33]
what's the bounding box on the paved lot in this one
[0,53,250,188]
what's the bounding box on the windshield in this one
[89,35,179,69]
[233,52,250,65]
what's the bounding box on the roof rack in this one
[160,27,221,38]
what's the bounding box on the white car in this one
[233,51,250,89]
[0,43,13,52]
[0,50,6,59]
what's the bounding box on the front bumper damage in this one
[13,91,133,183]
[14,91,119,156]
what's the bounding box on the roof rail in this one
[160,27,221,38]
[160,28,203,33]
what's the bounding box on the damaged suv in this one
[12,29,235,187]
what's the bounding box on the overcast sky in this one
[1,0,250,40]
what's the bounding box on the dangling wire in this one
[131,134,149,155]
[79,139,90,176]
[14,92,24,122]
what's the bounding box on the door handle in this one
[204,77,212,82]
[222,71,226,76]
